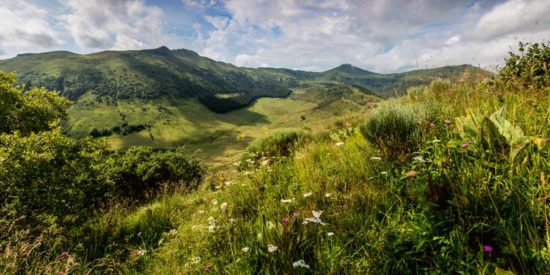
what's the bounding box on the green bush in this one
[243,131,312,161]
[0,72,70,135]
[499,42,550,90]
[360,104,420,160]
[102,146,205,198]
[0,130,112,227]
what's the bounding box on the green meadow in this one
[1,42,549,274]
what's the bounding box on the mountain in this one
[0,46,490,112]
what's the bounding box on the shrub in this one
[0,130,112,227]
[498,42,550,90]
[102,146,205,198]
[244,131,312,161]
[360,104,420,160]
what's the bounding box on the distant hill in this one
[0,46,490,112]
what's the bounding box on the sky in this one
[0,0,548,73]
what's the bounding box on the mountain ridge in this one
[0,46,490,112]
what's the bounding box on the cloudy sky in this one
[0,0,548,72]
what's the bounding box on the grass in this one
[65,85,378,166]
[51,75,549,274]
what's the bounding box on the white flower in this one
[211,199,218,205]
[312,210,323,218]
[220,202,228,210]
[267,244,278,253]
[380,171,388,175]
[224,181,233,186]
[168,229,178,236]
[432,139,441,143]
[303,192,313,198]
[233,161,241,166]
[303,210,327,225]
[261,160,269,166]
[245,158,254,163]
[327,232,335,237]
[208,224,216,232]
[207,216,216,224]
[280,198,294,203]
[413,156,426,163]
[242,247,250,253]
[325,193,332,198]
[136,249,146,256]
[292,259,310,269]
[335,142,344,147]
[370,156,382,161]
[190,256,201,264]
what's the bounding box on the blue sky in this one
[0,0,549,72]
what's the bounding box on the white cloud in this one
[192,0,550,72]
[60,0,180,51]
[0,1,63,59]
[182,0,219,9]
[471,0,550,41]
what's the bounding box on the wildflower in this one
[325,193,332,198]
[370,156,382,161]
[444,119,452,125]
[461,143,470,149]
[545,138,550,143]
[242,247,250,253]
[60,251,71,259]
[267,244,278,253]
[233,161,241,166]
[243,171,252,176]
[190,256,201,264]
[292,259,311,269]
[261,160,269,166]
[208,225,216,232]
[483,245,494,253]
[429,123,437,129]
[204,264,213,272]
[405,170,417,178]
[432,139,441,143]
[303,192,313,198]
[335,142,344,147]
[57,272,64,275]
[303,210,327,225]
[211,199,218,205]
[224,181,233,186]
[228,218,236,223]
[280,198,294,203]
[413,156,426,163]
[291,210,299,217]
[198,210,205,214]
[380,171,388,175]
[327,232,335,237]
[136,249,146,257]
[220,202,228,211]
[168,229,178,236]
[281,215,289,223]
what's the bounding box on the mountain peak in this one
[327,64,373,75]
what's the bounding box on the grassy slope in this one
[66,83,381,165]
[73,77,550,274]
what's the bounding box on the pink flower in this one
[429,123,437,129]
[291,211,299,217]
[60,251,70,259]
[204,264,213,272]
[545,138,550,143]
[483,245,493,253]
[461,143,470,149]
[281,215,289,223]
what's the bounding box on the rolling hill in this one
[0,46,489,111]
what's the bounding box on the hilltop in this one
[0,46,489,112]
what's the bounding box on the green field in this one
[65,83,381,165]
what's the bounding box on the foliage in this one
[102,146,205,198]
[360,104,420,160]
[0,71,70,135]
[243,131,313,162]
[499,42,550,90]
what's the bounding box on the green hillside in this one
[0,47,489,109]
